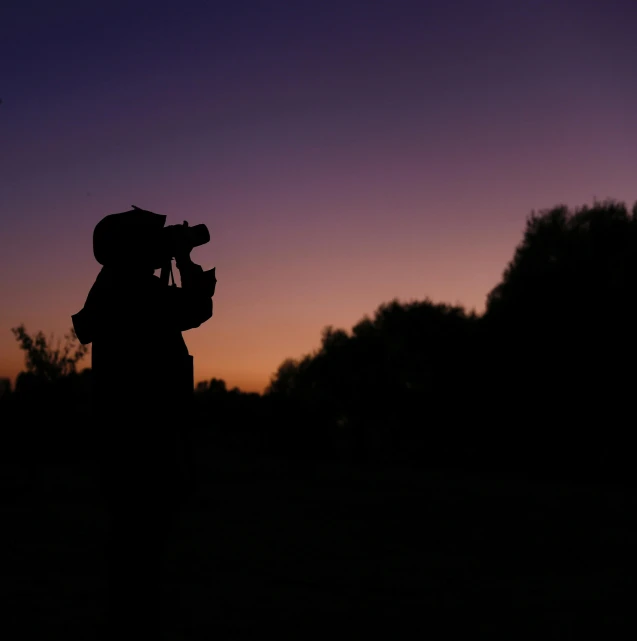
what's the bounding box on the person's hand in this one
[173,221,192,263]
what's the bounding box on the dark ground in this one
[1,426,633,640]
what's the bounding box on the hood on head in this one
[93,206,166,266]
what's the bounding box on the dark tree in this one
[0,377,11,400]
[11,324,89,382]
[262,199,636,482]
[9,324,90,414]
[266,298,480,464]
[483,199,637,482]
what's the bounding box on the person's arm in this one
[176,253,200,284]
[169,254,216,330]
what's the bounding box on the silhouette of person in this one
[71,207,216,637]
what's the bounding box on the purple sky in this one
[1,0,636,392]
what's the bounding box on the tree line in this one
[2,200,635,484]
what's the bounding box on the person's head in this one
[93,207,168,271]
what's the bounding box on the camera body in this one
[160,223,210,260]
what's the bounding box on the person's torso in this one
[87,268,194,415]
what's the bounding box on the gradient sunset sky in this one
[2,0,636,392]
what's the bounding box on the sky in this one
[1,0,637,393]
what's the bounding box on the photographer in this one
[71,206,216,637]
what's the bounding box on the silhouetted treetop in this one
[196,378,228,395]
[266,298,478,415]
[485,199,637,325]
[11,324,89,381]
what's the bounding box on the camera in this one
[160,222,210,259]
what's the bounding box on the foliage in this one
[0,378,11,398]
[196,377,229,395]
[485,198,637,323]
[262,199,637,480]
[11,324,89,381]
[264,295,481,464]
